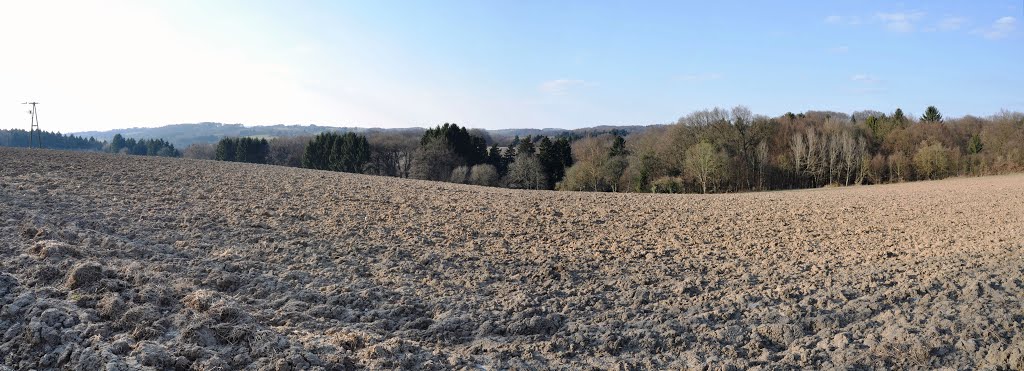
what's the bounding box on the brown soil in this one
[1,148,1023,370]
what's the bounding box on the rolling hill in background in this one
[72,123,414,148]
[73,123,655,148]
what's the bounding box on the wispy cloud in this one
[827,11,1015,38]
[539,79,589,95]
[851,74,880,83]
[829,11,971,34]
[675,73,722,82]
[824,15,862,25]
[973,16,1017,39]
[848,74,884,94]
[827,45,850,54]
[876,11,926,32]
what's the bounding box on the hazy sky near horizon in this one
[0,1,1021,133]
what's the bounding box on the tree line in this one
[215,137,270,163]
[0,129,104,151]
[559,106,1023,193]
[196,124,576,189]
[408,124,574,188]
[0,130,179,157]
[109,134,180,157]
[183,106,1024,193]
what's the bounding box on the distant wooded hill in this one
[73,122,653,147]
[74,123,385,148]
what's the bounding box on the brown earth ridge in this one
[1,147,1023,370]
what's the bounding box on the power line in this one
[22,102,41,148]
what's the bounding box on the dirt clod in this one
[65,262,103,290]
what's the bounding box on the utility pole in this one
[22,102,41,148]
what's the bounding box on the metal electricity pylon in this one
[22,102,41,148]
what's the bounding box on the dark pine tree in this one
[216,138,237,161]
[921,106,943,123]
[303,132,370,173]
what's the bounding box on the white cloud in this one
[973,16,1017,39]
[851,74,880,83]
[876,11,925,32]
[675,73,723,82]
[825,15,843,24]
[539,79,589,95]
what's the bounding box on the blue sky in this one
[1,1,1021,132]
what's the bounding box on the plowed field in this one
[2,148,1022,369]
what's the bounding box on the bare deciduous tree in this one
[468,164,499,186]
[888,151,909,182]
[851,137,868,185]
[504,154,547,190]
[804,127,820,183]
[559,162,601,191]
[366,132,419,178]
[183,143,216,160]
[827,131,841,185]
[684,141,724,194]
[790,133,805,174]
[450,165,469,184]
[268,136,310,167]
[840,131,857,185]
[410,138,462,181]
[913,141,950,180]
[755,140,768,190]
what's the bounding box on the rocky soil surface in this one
[1,147,1023,370]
